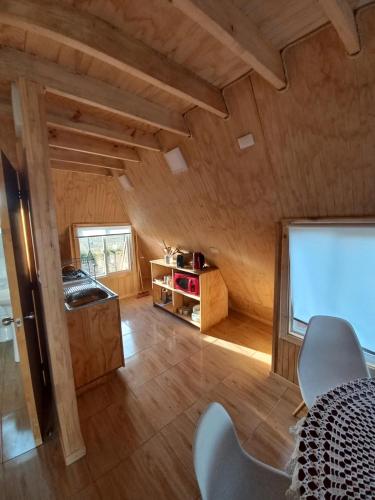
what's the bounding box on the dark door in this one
[0,151,51,440]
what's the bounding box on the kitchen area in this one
[62,265,123,391]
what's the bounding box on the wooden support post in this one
[12,78,85,465]
[319,0,360,55]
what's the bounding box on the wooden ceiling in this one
[0,0,374,174]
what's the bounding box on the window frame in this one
[70,222,135,279]
[277,217,375,366]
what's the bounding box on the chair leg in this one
[292,400,306,417]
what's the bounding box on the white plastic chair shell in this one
[193,402,290,500]
[297,315,370,409]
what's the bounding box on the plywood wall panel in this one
[123,76,282,322]
[252,23,363,219]
[51,170,129,262]
[117,7,375,381]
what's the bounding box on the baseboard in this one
[229,306,273,327]
[64,445,87,466]
[270,370,300,390]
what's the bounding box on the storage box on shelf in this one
[150,259,228,332]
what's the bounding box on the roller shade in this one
[289,225,375,354]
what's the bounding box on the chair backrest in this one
[193,402,290,500]
[298,315,370,408]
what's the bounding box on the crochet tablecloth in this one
[287,378,375,499]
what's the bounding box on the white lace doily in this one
[286,378,375,499]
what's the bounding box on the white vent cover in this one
[118,174,134,191]
[237,133,255,150]
[164,147,188,174]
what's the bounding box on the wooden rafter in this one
[319,0,360,55]
[48,147,126,171]
[0,98,161,152]
[0,0,228,117]
[48,129,140,162]
[171,0,286,90]
[0,48,190,136]
[50,161,111,176]
[47,114,161,152]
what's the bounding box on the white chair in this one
[193,402,290,500]
[298,315,370,409]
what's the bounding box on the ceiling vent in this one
[118,174,134,191]
[164,147,188,174]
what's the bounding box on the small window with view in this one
[74,224,133,277]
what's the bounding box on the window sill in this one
[282,330,375,370]
[280,330,303,346]
[96,270,133,279]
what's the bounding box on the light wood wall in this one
[117,5,375,382]
[51,170,139,298]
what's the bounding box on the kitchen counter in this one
[63,269,124,390]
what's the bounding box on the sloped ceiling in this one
[117,6,375,323]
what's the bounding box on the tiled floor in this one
[0,340,35,463]
[0,295,303,499]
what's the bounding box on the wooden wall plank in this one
[13,78,85,465]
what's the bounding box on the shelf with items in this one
[150,259,216,275]
[154,301,174,314]
[150,259,228,332]
[152,279,201,301]
[173,292,201,327]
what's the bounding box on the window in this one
[74,224,133,277]
[279,221,375,361]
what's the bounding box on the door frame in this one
[0,159,42,446]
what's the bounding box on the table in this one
[287,378,375,499]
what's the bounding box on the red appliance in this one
[174,273,200,296]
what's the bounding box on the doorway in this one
[0,152,52,462]
[0,228,36,462]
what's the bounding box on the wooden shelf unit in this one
[150,259,228,332]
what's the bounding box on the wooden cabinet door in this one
[67,299,123,388]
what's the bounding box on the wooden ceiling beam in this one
[171,0,286,90]
[48,147,126,171]
[0,47,190,136]
[50,161,111,176]
[47,113,161,152]
[0,0,227,118]
[0,98,161,151]
[48,129,140,162]
[319,0,360,55]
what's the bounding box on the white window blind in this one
[76,225,132,237]
[289,225,375,354]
